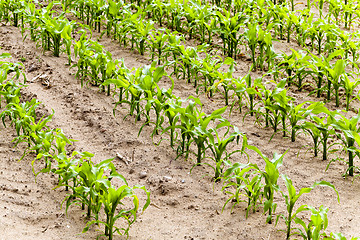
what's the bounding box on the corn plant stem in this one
[297,74,303,91]
[348,139,354,176]
[197,142,203,164]
[87,196,91,218]
[53,34,61,57]
[317,73,323,98]
[187,64,190,83]
[105,214,109,236]
[224,85,228,106]
[265,109,269,127]
[335,87,340,107]
[317,34,322,55]
[345,0,348,28]
[327,80,331,101]
[291,127,296,142]
[214,161,221,179]
[282,115,286,137]
[322,134,327,160]
[250,95,254,116]
[119,87,123,104]
[286,205,293,240]
[346,94,350,111]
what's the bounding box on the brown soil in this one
[1,4,360,240]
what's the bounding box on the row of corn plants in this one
[0,53,150,240]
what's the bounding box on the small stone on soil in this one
[139,171,147,179]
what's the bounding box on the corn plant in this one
[165,0,183,32]
[294,205,330,240]
[163,97,183,148]
[326,59,346,107]
[324,232,360,240]
[2,0,25,27]
[287,49,312,91]
[134,19,154,55]
[229,75,247,114]
[211,57,235,106]
[83,184,150,240]
[342,75,360,111]
[310,113,335,161]
[244,74,262,117]
[330,112,360,176]
[105,0,123,37]
[216,10,244,59]
[272,87,295,138]
[276,174,339,240]
[208,125,245,180]
[263,79,286,135]
[190,106,228,165]
[247,145,287,224]
[289,102,329,142]
[245,23,258,69]
[221,162,264,218]
[309,50,344,99]
[64,158,115,219]
[36,3,75,58]
[301,121,322,157]
[148,29,169,65]
[199,53,223,96]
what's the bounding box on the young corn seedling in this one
[200,54,223,97]
[309,50,344,99]
[208,125,245,180]
[289,101,329,142]
[65,158,115,219]
[191,106,228,165]
[229,76,247,114]
[83,183,150,240]
[272,87,295,138]
[301,121,322,157]
[37,6,75,58]
[211,57,235,106]
[294,205,330,240]
[276,174,339,240]
[168,96,203,159]
[247,145,287,224]
[193,2,216,45]
[163,97,183,148]
[342,75,360,111]
[310,112,335,161]
[148,28,169,65]
[288,49,312,91]
[330,111,360,176]
[105,0,123,37]
[245,23,258,69]
[134,19,154,56]
[147,87,173,137]
[244,74,262,117]
[221,162,264,218]
[326,59,346,107]
[324,232,360,240]
[264,79,286,135]
[216,10,244,59]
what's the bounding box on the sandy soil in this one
[1,2,360,240]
